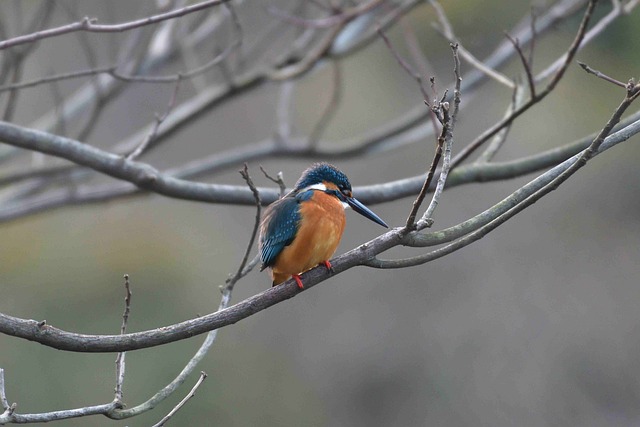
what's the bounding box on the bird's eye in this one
[342,189,352,197]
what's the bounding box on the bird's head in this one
[294,163,388,228]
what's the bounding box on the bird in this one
[259,163,388,289]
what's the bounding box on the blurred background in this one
[1,0,640,425]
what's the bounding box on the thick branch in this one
[4,0,585,184]
[1,108,639,223]
[0,120,268,205]
[1,113,638,353]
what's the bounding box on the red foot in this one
[322,260,334,273]
[293,274,304,290]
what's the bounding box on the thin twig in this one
[0,0,232,51]
[47,67,67,138]
[3,113,640,354]
[268,20,346,81]
[267,0,385,29]
[114,274,132,406]
[0,8,243,92]
[176,5,208,93]
[370,82,640,269]
[505,33,536,97]
[2,112,640,355]
[120,274,132,335]
[450,0,597,168]
[475,84,524,164]
[378,26,430,102]
[0,0,617,223]
[150,372,208,427]
[405,102,447,229]
[104,166,263,421]
[535,0,623,82]
[260,166,287,197]
[108,163,261,421]
[400,16,431,78]
[126,76,183,160]
[404,85,451,229]
[0,32,242,93]
[5,0,582,197]
[0,369,9,410]
[430,0,515,89]
[227,164,262,291]
[60,1,104,142]
[0,1,52,122]
[418,43,462,228]
[1,55,24,122]
[624,0,639,13]
[578,61,627,88]
[331,0,424,57]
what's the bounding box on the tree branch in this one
[2,112,639,354]
[0,0,232,51]
[1,106,639,223]
[150,372,207,427]
[450,0,597,168]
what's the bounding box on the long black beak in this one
[345,196,389,228]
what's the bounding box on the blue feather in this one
[259,192,311,269]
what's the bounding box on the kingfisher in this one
[259,163,388,289]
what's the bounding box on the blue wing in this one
[259,191,312,270]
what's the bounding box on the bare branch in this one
[2,105,640,224]
[418,43,462,228]
[3,114,640,355]
[430,0,514,89]
[0,0,232,51]
[0,401,119,424]
[578,61,627,88]
[151,372,208,427]
[2,0,585,206]
[0,120,270,206]
[229,164,262,291]
[370,82,640,268]
[114,274,133,406]
[331,0,424,57]
[505,33,536,97]
[127,77,183,160]
[378,26,430,102]
[0,26,242,93]
[475,84,524,163]
[624,0,640,12]
[106,163,263,421]
[260,166,287,198]
[535,0,626,82]
[1,55,25,123]
[267,0,385,29]
[451,0,597,168]
[0,369,9,411]
[47,67,67,137]
[405,102,447,229]
[268,21,346,81]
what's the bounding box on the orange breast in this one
[271,191,346,284]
